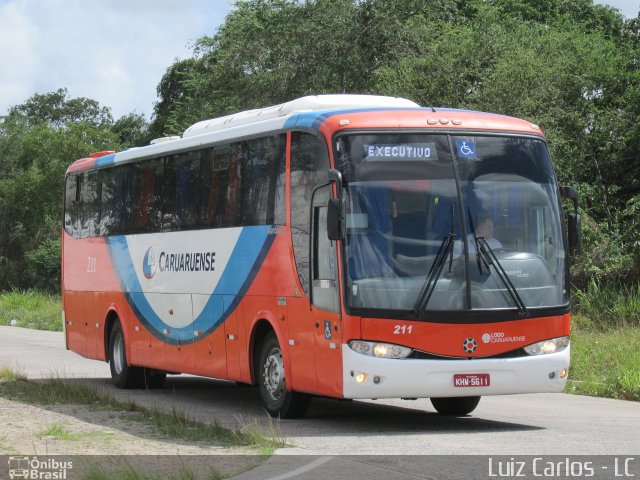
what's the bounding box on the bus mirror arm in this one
[328,169,343,199]
[327,169,344,241]
[560,186,582,254]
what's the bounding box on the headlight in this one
[349,340,412,359]
[523,336,570,356]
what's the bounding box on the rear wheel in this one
[430,396,481,416]
[109,321,166,389]
[258,332,311,418]
[109,321,143,388]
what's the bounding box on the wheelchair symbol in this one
[324,320,332,340]
[456,140,476,158]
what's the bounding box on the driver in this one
[453,213,502,256]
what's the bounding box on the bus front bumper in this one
[342,344,570,399]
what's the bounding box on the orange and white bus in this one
[62,95,580,417]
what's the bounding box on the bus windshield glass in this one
[335,133,567,315]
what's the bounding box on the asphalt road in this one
[1,326,638,479]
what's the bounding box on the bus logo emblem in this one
[463,338,477,353]
[143,247,157,279]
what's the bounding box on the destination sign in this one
[365,143,438,161]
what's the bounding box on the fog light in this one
[355,372,367,384]
[560,368,568,378]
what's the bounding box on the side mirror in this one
[567,213,582,254]
[560,186,582,254]
[327,197,343,241]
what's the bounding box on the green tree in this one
[0,90,121,291]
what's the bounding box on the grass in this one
[37,423,81,441]
[0,371,288,452]
[566,282,640,401]
[0,290,62,331]
[572,281,640,330]
[567,318,640,401]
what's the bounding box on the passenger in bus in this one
[453,213,502,256]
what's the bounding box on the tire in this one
[430,396,481,416]
[109,321,144,389]
[257,332,311,418]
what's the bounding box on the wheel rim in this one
[263,346,285,402]
[113,331,124,375]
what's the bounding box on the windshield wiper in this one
[413,233,456,316]
[476,238,528,315]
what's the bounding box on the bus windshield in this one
[335,133,567,316]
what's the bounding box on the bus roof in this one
[67,95,543,174]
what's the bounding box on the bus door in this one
[310,186,342,397]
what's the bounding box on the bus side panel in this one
[63,291,84,355]
[163,293,195,374]
[62,233,123,360]
[237,232,297,386]
[192,295,227,379]
[224,295,242,381]
[286,297,318,393]
[239,295,291,382]
[79,291,98,359]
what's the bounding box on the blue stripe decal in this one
[283,107,512,131]
[283,107,421,130]
[106,226,274,345]
[95,153,117,168]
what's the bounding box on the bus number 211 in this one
[393,325,413,335]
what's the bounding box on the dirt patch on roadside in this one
[0,396,254,456]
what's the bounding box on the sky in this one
[0,0,637,121]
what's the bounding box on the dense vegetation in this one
[0,0,639,301]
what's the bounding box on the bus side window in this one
[209,146,230,228]
[239,135,286,227]
[174,151,201,230]
[224,143,244,227]
[160,155,178,231]
[131,160,162,233]
[64,174,80,237]
[290,132,329,297]
[81,171,100,238]
[99,168,120,236]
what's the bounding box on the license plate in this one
[453,373,490,387]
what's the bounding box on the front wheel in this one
[258,332,311,418]
[430,396,481,416]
